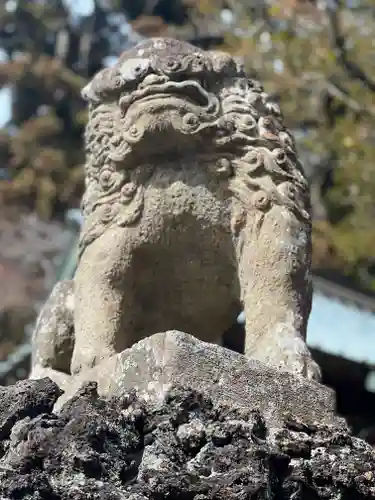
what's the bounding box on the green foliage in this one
[0,50,87,219]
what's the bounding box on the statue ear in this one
[81,82,93,102]
[81,81,101,104]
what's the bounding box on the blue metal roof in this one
[307,292,375,365]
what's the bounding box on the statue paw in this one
[303,356,322,381]
[275,339,322,382]
[253,336,322,382]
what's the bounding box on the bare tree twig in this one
[325,80,375,118]
[325,0,375,94]
[301,72,375,118]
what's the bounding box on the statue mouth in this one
[119,80,210,111]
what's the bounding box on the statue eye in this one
[118,58,150,82]
[162,57,182,73]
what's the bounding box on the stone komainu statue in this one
[34,37,321,381]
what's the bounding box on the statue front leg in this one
[71,227,133,375]
[237,206,321,381]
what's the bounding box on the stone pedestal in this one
[31,330,344,428]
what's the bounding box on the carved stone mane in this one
[79,37,309,258]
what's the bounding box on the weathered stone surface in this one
[31,331,342,427]
[0,377,62,440]
[30,279,74,376]
[0,378,374,499]
[70,36,319,381]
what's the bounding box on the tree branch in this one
[325,0,375,93]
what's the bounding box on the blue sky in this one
[64,0,94,17]
[0,48,11,127]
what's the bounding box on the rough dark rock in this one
[0,377,374,499]
[0,377,62,440]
